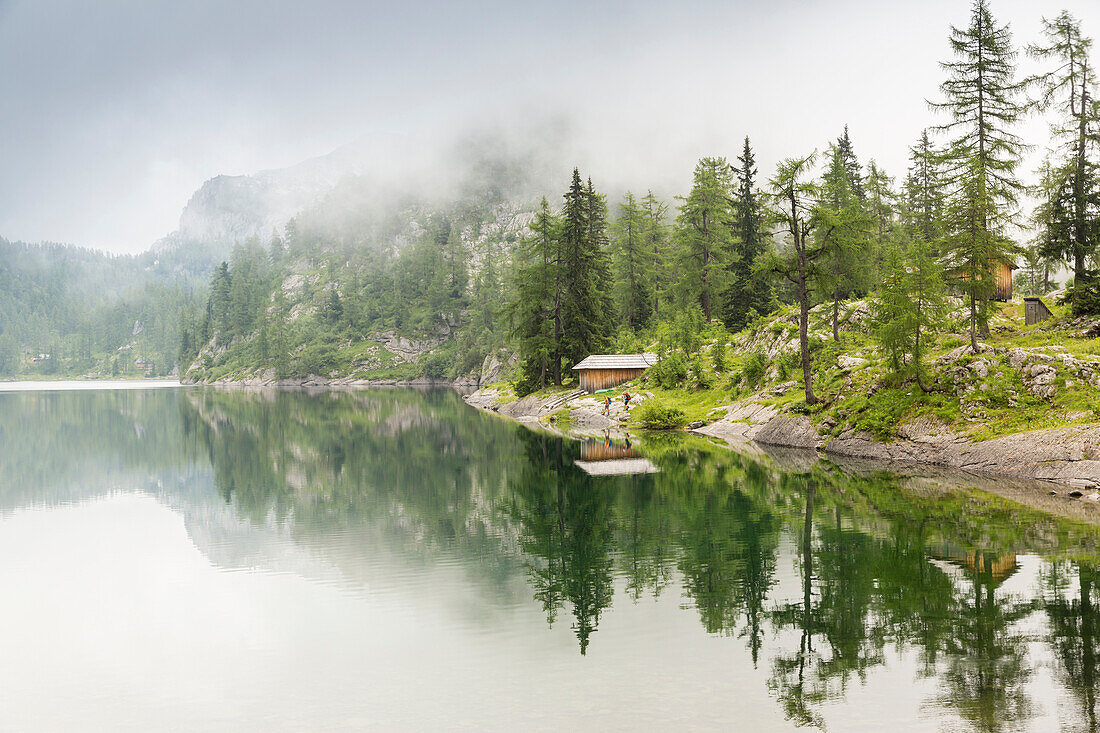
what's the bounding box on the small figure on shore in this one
[603,395,611,415]
[623,392,631,408]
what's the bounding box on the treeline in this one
[513,1,1100,401]
[179,201,515,380]
[182,1,1099,395]
[0,238,200,376]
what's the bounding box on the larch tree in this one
[930,0,1026,352]
[641,191,671,318]
[816,143,872,342]
[612,191,655,330]
[1027,11,1100,291]
[763,154,825,405]
[675,157,735,322]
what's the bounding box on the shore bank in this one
[464,385,1100,491]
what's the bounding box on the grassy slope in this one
[516,295,1100,442]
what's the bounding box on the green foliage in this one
[634,399,687,429]
[649,351,688,388]
[676,157,735,322]
[741,350,769,387]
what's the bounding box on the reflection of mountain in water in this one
[8,386,1100,730]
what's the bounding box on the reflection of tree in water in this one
[176,389,1100,729]
[507,431,615,654]
[932,551,1036,733]
[1045,561,1100,732]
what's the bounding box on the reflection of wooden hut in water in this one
[572,353,658,393]
[930,545,1019,586]
[574,440,659,476]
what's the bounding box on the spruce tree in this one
[836,125,866,201]
[872,232,947,391]
[721,137,775,330]
[930,0,1025,351]
[904,130,947,248]
[511,198,560,391]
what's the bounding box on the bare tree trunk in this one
[969,294,979,353]
[799,276,816,405]
[832,290,841,342]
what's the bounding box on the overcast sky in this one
[1,0,1098,253]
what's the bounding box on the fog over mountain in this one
[4,0,1099,253]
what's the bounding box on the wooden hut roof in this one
[572,353,658,371]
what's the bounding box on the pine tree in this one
[559,173,612,367]
[612,191,654,330]
[930,0,1025,351]
[721,136,775,330]
[1027,11,1100,288]
[676,157,735,322]
[208,262,232,344]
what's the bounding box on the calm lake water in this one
[2,385,1100,732]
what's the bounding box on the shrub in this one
[635,399,687,429]
[650,351,688,387]
[741,350,769,387]
[691,355,714,389]
[711,339,727,373]
[776,350,800,381]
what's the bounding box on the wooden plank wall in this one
[579,367,646,392]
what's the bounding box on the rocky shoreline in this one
[464,386,1100,491]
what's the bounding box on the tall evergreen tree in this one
[612,192,654,330]
[863,160,897,283]
[764,154,825,405]
[905,130,947,248]
[721,136,775,330]
[511,198,560,391]
[1027,11,1100,288]
[676,157,735,322]
[816,143,872,342]
[836,125,866,201]
[930,0,1026,351]
[640,191,671,318]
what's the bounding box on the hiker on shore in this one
[603,395,611,415]
[623,392,631,408]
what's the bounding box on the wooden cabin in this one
[947,259,1017,301]
[572,353,658,393]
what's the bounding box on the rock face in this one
[695,397,1100,489]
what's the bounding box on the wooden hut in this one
[947,259,1017,301]
[1024,297,1053,325]
[572,353,658,393]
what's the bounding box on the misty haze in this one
[4,1,1100,731]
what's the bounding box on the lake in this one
[1,385,1098,732]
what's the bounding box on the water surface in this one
[2,386,1099,731]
